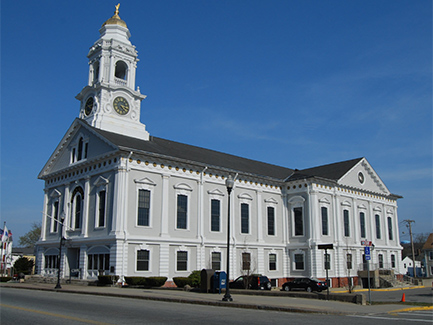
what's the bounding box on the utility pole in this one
[403,219,416,279]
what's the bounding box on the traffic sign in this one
[364,246,371,260]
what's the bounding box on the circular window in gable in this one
[358,172,365,184]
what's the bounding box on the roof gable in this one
[38,119,118,178]
[338,158,390,195]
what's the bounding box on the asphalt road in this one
[369,287,433,303]
[1,287,432,324]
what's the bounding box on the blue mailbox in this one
[213,271,227,294]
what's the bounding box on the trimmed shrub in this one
[124,277,147,286]
[146,276,167,287]
[188,270,201,288]
[0,277,12,282]
[98,275,118,286]
[173,277,190,288]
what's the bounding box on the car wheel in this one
[284,286,290,291]
[306,286,312,292]
[266,282,272,290]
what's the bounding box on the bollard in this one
[401,293,406,302]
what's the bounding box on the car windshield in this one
[310,277,321,282]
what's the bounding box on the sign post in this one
[364,244,372,304]
[318,244,333,300]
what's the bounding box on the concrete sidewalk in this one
[1,282,431,316]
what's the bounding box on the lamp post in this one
[55,216,65,289]
[223,175,234,302]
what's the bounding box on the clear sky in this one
[1,1,431,244]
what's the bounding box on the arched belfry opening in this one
[93,61,100,83]
[115,61,128,80]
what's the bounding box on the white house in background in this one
[35,6,403,287]
[401,256,421,276]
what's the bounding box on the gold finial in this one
[102,3,127,28]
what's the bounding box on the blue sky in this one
[1,1,431,243]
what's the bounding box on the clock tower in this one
[76,4,149,140]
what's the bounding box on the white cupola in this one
[76,4,149,140]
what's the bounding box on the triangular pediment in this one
[338,158,390,195]
[207,189,225,196]
[94,176,110,187]
[134,177,156,186]
[38,119,119,179]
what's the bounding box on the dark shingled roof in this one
[286,158,363,181]
[90,125,295,181]
[85,121,363,183]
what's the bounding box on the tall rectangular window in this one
[211,199,220,232]
[391,254,395,268]
[375,214,381,239]
[324,253,331,270]
[294,207,303,236]
[241,203,249,234]
[378,254,383,268]
[53,201,59,233]
[242,252,251,271]
[294,253,304,270]
[360,212,366,238]
[211,252,221,270]
[137,189,150,226]
[347,253,352,270]
[343,210,350,237]
[98,190,106,227]
[267,207,275,236]
[269,253,277,271]
[387,217,393,240]
[137,250,149,271]
[177,195,188,229]
[321,207,328,236]
[177,251,188,271]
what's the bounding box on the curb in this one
[388,306,433,315]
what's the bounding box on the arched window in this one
[71,187,84,230]
[115,61,128,80]
[93,61,100,83]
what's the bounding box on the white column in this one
[63,184,70,230]
[159,243,170,279]
[41,189,49,241]
[82,177,90,237]
[160,174,170,237]
[111,166,127,236]
[256,190,263,243]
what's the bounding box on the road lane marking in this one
[349,315,432,322]
[0,303,112,325]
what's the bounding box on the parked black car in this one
[281,278,328,292]
[229,275,272,290]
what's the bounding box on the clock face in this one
[113,96,130,115]
[84,97,94,116]
[358,172,365,184]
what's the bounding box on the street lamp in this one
[223,174,235,302]
[55,216,65,289]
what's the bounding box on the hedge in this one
[173,277,190,288]
[0,277,12,282]
[124,276,167,287]
[98,275,119,286]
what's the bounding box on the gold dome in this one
[102,3,127,28]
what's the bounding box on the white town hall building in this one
[35,6,403,287]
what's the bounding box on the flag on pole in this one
[7,230,12,242]
[1,226,8,242]
[0,228,3,241]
